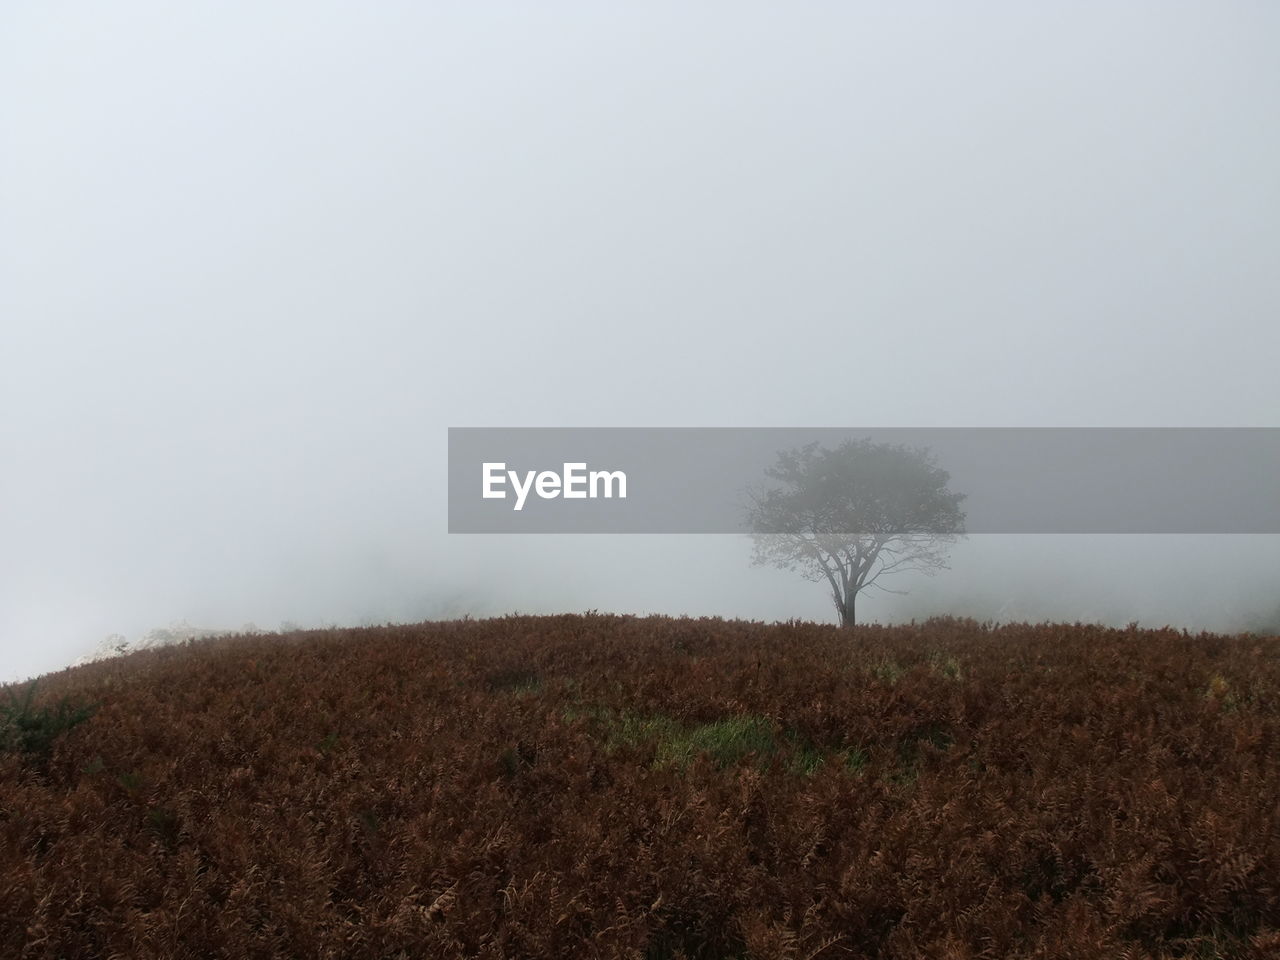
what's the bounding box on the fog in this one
[3,3,1278,682]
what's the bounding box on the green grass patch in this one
[928,652,963,681]
[568,705,876,777]
[843,745,869,773]
[872,658,906,684]
[787,735,826,776]
[570,708,779,770]
[636,713,777,770]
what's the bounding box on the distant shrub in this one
[0,680,97,760]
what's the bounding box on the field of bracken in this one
[2,613,1279,959]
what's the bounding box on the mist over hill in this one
[4,4,1278,683]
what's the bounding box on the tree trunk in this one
[838,592,856,628]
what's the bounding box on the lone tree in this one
[746,438,966,628]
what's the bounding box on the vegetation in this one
[0,680,96,763]
[2,613,1279,958]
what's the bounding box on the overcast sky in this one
[3,2,1278,682]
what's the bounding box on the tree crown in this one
[747,438,966,537]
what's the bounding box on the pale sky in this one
[3,2,1278,681]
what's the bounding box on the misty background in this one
[3,2,1278,683]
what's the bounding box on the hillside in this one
[3,614,1279,959]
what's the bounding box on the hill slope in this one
[3,614,1279,959]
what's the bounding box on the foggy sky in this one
[3,2,1279,682]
